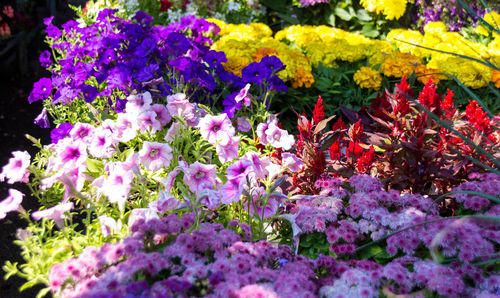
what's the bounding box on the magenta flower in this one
[248,187,279,219]
[166,93,198,126]
[216,136,240,164]
[226,159,252,181]
[0,189,24,219]
[98,215,121,237]
[89,128,117,158]
[32,202,74,228]
[55,139,88,171]
[0,151,31,184]
[138,141,173,172]
[299,0,329,7]
[198,113,235,145]
[183,161,217,193]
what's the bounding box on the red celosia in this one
[332,118,346,131]
[313,95,325,125]
[357,145,375,173]
[440,89,455,119]
[417,78,442,116]
[346,142,364,159]
[348,120,363,142]
[465,100,491,133]
[329,139,341,160]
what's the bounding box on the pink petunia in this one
[0,189,24,219]
[182,161,217,193]
[198,113,235,145]
[32,202,74,228]
[216,136,240,164]
[102,163,134,211]
[234,83,252,107]
[265,122,295,150]
[282,152,304,172]
[0,151,31,184]
[125,92,152,115]
[138,141,173,172]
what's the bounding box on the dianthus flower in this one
[353,67,382,90]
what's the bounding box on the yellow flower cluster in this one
[275,25,387,67]
[360,0,407,20]
[209,18,499,90]
[384,21,499,88]
[475,11,500,38]
[353,67,382,90]
[209,20,314,85]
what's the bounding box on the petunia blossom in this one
[0,189,24,219]
[102,163,134,212]
[216,136,240,164]
[183,162,217,193]
[198,113,235,145]
[32,202,74,228]
[0,151,31,184]
[265,122,295,150]
[138,141,173,172]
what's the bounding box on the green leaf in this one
[36,287,51,298]
[86,158,104,176]
[335,7,353,21]
[360,24,379,38]
[327,13,336,26]
[356,9,373,22]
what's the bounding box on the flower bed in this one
[1,1,499,297]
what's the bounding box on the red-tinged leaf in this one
[340,104,372,127]
[314,115,336,134]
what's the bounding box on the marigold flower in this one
[291,67,315,88]
[353,67,382,90]
[491,70,500,88]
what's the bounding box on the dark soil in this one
[0,2,85,297]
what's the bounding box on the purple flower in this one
[0,151,31,184]
[166,32,191,57]
[28,78,52,103]
[39,50,52,68]
[34,108,50,128]
[299,0,329,7]
[182,162,217,193]
[241,62,272,84]
[204,50,227,68]
[0,189,24,219]
[79,84,99,103]
[236,117,251,132]
[198,113,235,145]
[45,25,62,39]
[50,122,73,144]
[282,153,303,172]
[260,55,285,74]
[149,191,181,213]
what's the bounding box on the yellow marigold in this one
[222,56,250,77]
[380,0,407,20]
[381,53,420,78]
[415,65,447,84]
[291,67,315,88]
[253,47,279,62]
[360,0,383,14]
[483,11,500,30]
[436,57,492,89]
[353,67,382,90]
[423,21,448,35]
[491,70,500,88]
[249,23,273,38]
[386,29,424,56]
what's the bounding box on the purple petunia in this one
[50,122,73,144]
[28,78,52,103]
[241,61,272,84]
